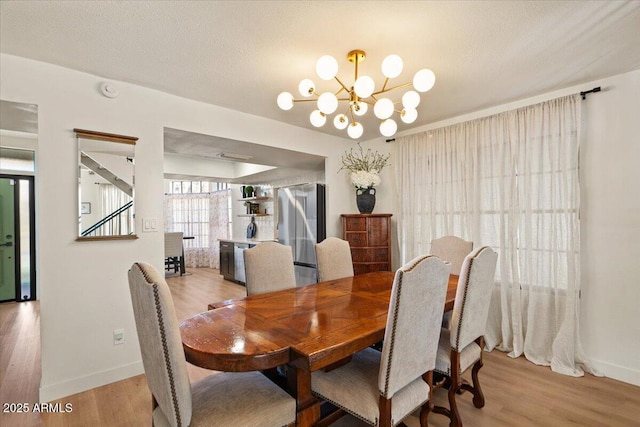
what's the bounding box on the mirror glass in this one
[76,129,137,240]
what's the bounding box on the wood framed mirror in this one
[75,128,138,241]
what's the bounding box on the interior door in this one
[0,178,16,301]
[0,175,35,302]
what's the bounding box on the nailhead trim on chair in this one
[383,269,403,398]
[152,282,182,427]
[313,391,377,426]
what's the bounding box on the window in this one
[166,180,231,249]
[168,180,229,194]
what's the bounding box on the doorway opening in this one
[0,173,36,302]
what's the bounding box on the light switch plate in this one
[142,217,159,232]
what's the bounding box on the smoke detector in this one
[100,82,120,98]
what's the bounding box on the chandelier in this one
[277,49,435,139]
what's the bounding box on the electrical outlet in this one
[113,329,125,345]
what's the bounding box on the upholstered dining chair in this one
[244,241,297,295]
[430,236,473,276]
[128,262,296,427]
[311,255,451,427]
[431,236,473,329]
[315,237,355,282]
[164,231,184,275]
[430,246,498,427]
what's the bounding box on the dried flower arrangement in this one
[339,143,390,190]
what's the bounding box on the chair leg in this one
[434,351,464,427]
[460,339,486,408]
[420,371,434,427]
[447,384,463,427]
[431,387,463,427]
[469,358,485,408]
[378,395,392,427]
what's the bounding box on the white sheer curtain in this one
[393,94,594,376]
[164,190,229,269]
[98,183,133,236]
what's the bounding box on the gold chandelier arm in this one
[381,77,390,92]
[373,81,413,96]
[293,98,320,103]
[334,76,350,93]
[335,87,346,96]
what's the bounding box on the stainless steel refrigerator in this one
[277,183,326,286]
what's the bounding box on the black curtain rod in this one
[387,87,601,143]
[580,87,601,100]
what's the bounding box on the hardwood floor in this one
[1,267,639,427]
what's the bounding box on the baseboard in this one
[590,358,640,387]
[39,361,144,402]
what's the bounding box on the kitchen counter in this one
[218,238,278,284]
[218,238,277,245]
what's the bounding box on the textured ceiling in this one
[1,1,640,143]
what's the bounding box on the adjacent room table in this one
[180,270,458,427]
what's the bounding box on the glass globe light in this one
[374,98,394,120]
[334,114,348,130]
[310,110,326,127]
[401,108,418,124]
[277,92,294,110]
[413,69,436,92]
[352,101,368,116]
[298,79,315,97]
[380,119,398,137]
[354,76,375,98]
[347,122,364,139]
[316,55,339,80]
[402,90,420,109]
[317,92,338,114]
[382,54,403,78]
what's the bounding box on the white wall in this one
[0,53,353,401]
[579,70,640,386]
[164,152,236,179]
[366,69,640,386]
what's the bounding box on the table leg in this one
[286,364,320,427]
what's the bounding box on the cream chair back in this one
[378,255,451,398]
[315,237,354,282]
[164,232,183,258]
[244,241,296,295]
[128,262,192,427]
[450,246,499,351]
[430,235,473,275]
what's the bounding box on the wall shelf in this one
[237,214,271,217]
[238,196,272,202]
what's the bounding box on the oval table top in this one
[180,271,458,372]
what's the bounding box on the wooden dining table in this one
[179,270,458,427]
